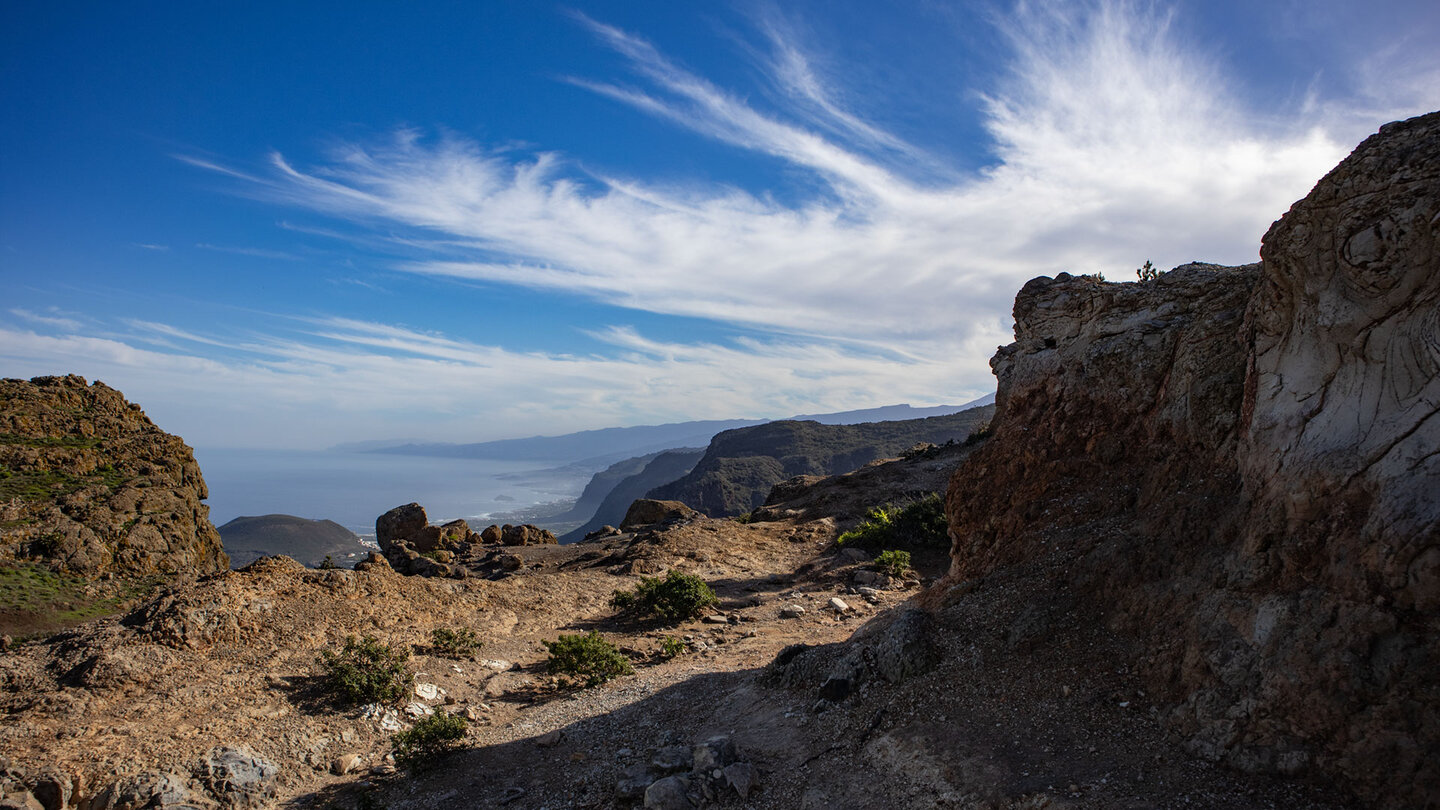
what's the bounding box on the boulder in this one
[621,500,699,530]
[197,746,278,809]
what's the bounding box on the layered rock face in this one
[945,112,1438,807]
[0,375,227,578]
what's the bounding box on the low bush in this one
[543,631,634,687]
[318,635,413,705]
[837,493,949,550]
[430,627,483,658]
[874,549,912,577]
[610,570,717,623]
[392,712,467,770]
[659,636,686,658]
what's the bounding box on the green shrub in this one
[319,635,413,705]
[543,631,634,687]
[392,712,467,770]
[430,627,482,658]
[318,555,338,570]
[837,493,949,550]
[659,636,686,658]
[609,570,717,623]
[874,550,911,577]
[1136,259,1161,281]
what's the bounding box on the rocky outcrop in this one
[619,499,699,530]
[943,112,1439,808]
[375,503,556,576]
[649,408,993,517]
[0,375,227,578]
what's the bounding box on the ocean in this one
[193,447,589,537]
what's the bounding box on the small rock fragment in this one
[722,762,757,799]
[643,775,693,809]
[535,730,563,748]
[828,597,850,613]
[779,605,806,619]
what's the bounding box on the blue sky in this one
[3,1,1437,449]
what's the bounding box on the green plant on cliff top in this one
[319,635,413,705]
[610,569,717,623]
[838,493,948,550]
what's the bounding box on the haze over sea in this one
[194,448,588,537]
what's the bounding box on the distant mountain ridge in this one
[647,406,994,517]
[353,398,994,465]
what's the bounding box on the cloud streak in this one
[17,1,1436,449]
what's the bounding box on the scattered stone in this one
[403,702,434,718]
[198,747,279,809]
[29,772,69,810]
[852,569,889,588]
[535,730,563,748]
[498,553,523,571]
[616,763,657,800]
[481,659,512,672]
[692,736,736,772]
[414,682,442,701]
[779,605,806,619]
[651,745,692,773]
[498,786,526,805]
[701,614,728,624]
[828,597,850,613]
[840,547,870,563]
[721,762,757,798]
[330,754,362,776]
[643,775,693,809]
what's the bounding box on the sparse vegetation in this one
[0,463,127,503]
[318,635,413,705]
[430,627,482,658]
[874,549,912,577]
[610,569,717,622]
[1137,259,1161,281]
[659,635,686,658]
[0,563,150,638]
[837,493,949,550]
[543,631,633,687]
[318,555,338,570]
[732,510,757,524]
[391,712,467,770]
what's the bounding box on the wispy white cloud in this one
[133,243,170,252]
[196,243,304,261]
[9,308,83,331]
[0,317,989,448]
[24,0,1435,449]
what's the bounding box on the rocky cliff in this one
[944,111,1439,808]
[0,375,227,579]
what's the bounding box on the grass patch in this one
[0,464,128,503]
[610,570,717,624]
[543,631,633,688]
[0,433,104,449]
[0,563,157,639]
[837,493,949,550]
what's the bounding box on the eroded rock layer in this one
[945,111,1439,808]
[0,375,227,578]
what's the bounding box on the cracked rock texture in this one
[0,375,227,579]
[946,111,1439,808]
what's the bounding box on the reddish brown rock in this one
[945,112,1439,808]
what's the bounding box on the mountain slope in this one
[219,514,371,569]
[648,406,993,516]
[559,448,705,542]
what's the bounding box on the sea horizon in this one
[194,446,590,537]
